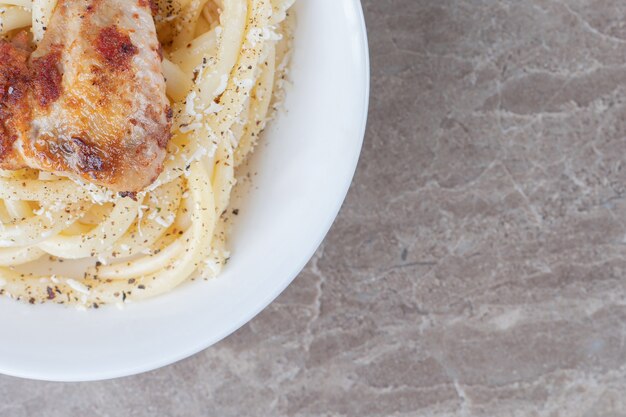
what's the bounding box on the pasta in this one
[0,0,295,307]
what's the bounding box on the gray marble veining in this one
[3,0,626,415]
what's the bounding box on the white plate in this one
[0,0,369,381]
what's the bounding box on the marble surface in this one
[3,0,626,415]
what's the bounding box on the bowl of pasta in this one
[0,0,368,381]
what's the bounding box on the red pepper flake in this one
[46,286,56,300]
[119,191,138,200]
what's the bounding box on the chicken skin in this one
[0,0,171,192]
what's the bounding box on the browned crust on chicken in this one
[0,36,31,166]
[0,0,171,192]
[95,26,138,69]
[32,50,63,107]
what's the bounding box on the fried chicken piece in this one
[0,0,171,192]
